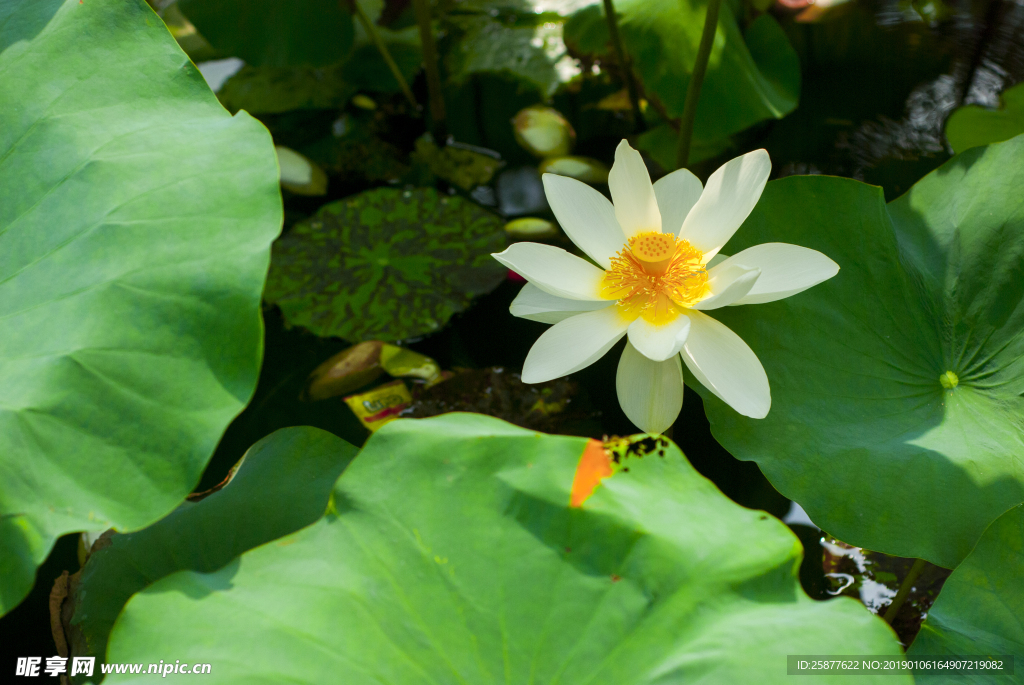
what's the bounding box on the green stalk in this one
[601,0,643,131]
[882,558,928,625]
[674,0,722,169]
[351,0,418,109]
[412,0,447,143]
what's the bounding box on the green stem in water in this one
[351,0,418,110]
[412,0,447,143]
[601,0,644,131]
[674,0,722,169]
[882,558,928,625]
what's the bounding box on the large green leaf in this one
[177,0,354,67]
[690,134,1024,569]
[64,427,356,680]
[907,504,1024,683]
[564,1,800,142]
[0,0,281,614]
[945,82,1024,154]
[105,415,906,683]
[264,188,507,342]
[446,15,559,97]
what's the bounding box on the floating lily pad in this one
[58,428,356,680]
[691,134,1024,569]
[410,136,504,190]
[105,415,908,683]
[0,0,281,615]
[177,0,355,67]
[945,82,1024,154]
[907,504,1024,679]
[264,188,508,342]
[564,3,800,142]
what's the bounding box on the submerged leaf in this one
[411,136,505,190]
[264,188,508,342]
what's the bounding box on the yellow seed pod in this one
[630,232,676,275]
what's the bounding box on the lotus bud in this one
[538,156,610,184]
[512,106,575,158]
[504,217,559,239]
[275,145,328,196]
[305,341,385,401]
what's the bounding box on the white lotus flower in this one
[493,140,839,434]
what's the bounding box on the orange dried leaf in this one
[570,439,614,507]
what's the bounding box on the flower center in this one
[601,232,708,324]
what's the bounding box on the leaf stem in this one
[882,558,927,625]
[601,0,643,131]
[351,0,419,110]
[674,0,722,169]
[412,0,447,143]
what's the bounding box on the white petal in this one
[542,173,626,269]
[522,307,629,383]
[680,311,770,419]
[717,243,840,305]
[493,243,607,300]
[510,283,614,324]
[692,264,761,310]
[679,149,771,260]
[626,315,691,362]
[653,167,703,237]
[616,341,684,434]
[609,140,661,239]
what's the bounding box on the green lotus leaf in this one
[177,0,354,68]
[564,2,800,142]
[62,428,356,680]
[105,415,907,683]
[907,504,1024,681]
[945,82,1024,154]
[690,134,1024,569]
[264,188,508,342]
[446,14,559,97]
[0,0,281,615]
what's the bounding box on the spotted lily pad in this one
[691,134,1024,569]
[264,188,507,342]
